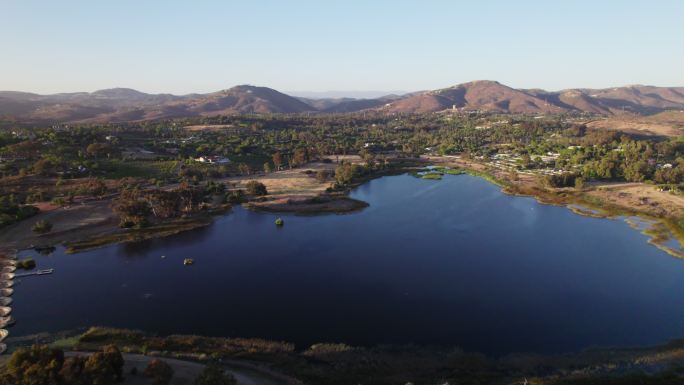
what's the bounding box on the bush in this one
[544,173,578,188]
[144,358,174,385]
[226,189,246,204]
[0,344,123,385]
[17,258,36,270]
[193,362,236,385]
[32,220,53,234]
[245,180,267,196]
[52,197,66,207]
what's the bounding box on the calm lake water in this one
[11,174,684,354]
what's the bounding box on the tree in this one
[335,162,360,186]
[84,178,108,197]
[272,152,283,171]
[86,143,113,159]
[83,351,119,385]
[519,153,532,169]
[0,345,122,385]
[245,180,267,196]
[33,159,55,176]
[263,162,272,173]
[2,345,64,385]
[292,148,308,167]
[144,359,174,385]
[237,163,250,176]
[193,362,236,385]
[101,345,124,382]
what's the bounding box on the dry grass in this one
[585,112,684,137]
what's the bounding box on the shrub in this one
[227,189,246,204]
[544,173,578,188]
[144,358,174,385]
[32,220,53,234]
[52,197,66,206]
[245,180,267,196]
[17,258,36,270]
[193,362,236,385]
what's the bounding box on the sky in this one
[1,0,683,95]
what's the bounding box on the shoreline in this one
[427,156,684,259]
[0,158,422,254]
[6,326,684,385]
[3,156,683,259]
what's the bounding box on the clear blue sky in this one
[1,0,683,95]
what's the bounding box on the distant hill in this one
[383,81,566,114]
[0,85,314,123]
[1,82,684,123]
[380,81,684,115]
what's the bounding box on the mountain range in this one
[2,81,684,124]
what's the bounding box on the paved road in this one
[68,352,294,385]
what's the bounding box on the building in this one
[195,156,230,164]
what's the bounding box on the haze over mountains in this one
[2,81,684,124]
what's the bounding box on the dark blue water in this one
[11,174,684,354]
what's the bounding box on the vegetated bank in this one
[60,157,422,252]
[426,156,684,258]
[3,327,684,385]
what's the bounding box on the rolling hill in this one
[1,82,684,123]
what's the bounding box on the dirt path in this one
[0,199,118,252]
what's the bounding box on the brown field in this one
[184,124,235,132]
[0,200,118,252]
[585,111,684,137]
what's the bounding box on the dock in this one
[0,253,18,355]
[14,268,54,278]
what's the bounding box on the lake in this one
[10,174,684,355]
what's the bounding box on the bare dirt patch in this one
[184,124,235,132]
[0,199,118,251]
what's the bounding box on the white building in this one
[195,156,230,164]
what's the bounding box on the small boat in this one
[0,281,13,288]
[275,217,284,226]
[0,260,16,267]
[0,298,11,306]
[0,307,11,317]
[0,289,12,297]
[0,343,6,355]
[0,273,14,280]
[183,258,194,266]
[0,316,15,328]
[1,266,15,274]
[36,269,53,275]
[0,329,7,342]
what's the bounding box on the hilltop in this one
[1,81,684,124]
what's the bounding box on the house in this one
[195,156,230,164]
